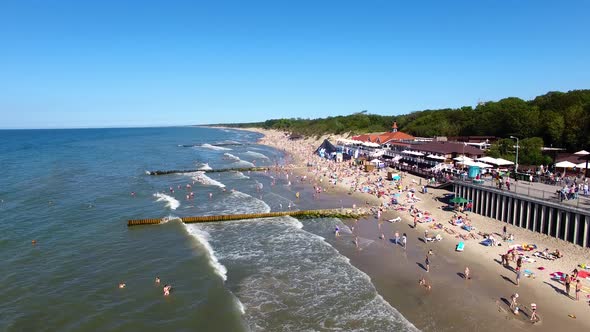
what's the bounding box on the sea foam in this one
[198,163,213,171]
[201,143,232,151]
[245,151,269,159]
[191,171,226,188]
[184,225,228,281]
[153,193,180,210]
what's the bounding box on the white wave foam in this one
[235,297,246,314]
[161,215,181,223]
[245,151,269,159]
[201,143,232,151]
[235,160,256,168]
[232,171,250,179]
[223,152,241,161]
[198,163,213,171]
[184,225,228,281]
[153,193,180,210]
[191,171,226,188]
[230,191,271,213]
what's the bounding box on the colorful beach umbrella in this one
[450,196,469,204]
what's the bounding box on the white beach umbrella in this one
[472,162,493,168]
[576,162,590,169]
[477,156,498,164]
[574,150,590,156]
[493,158,514,166]
[427,154,446,160]
[453,156,473,162]
[554,160,577,168]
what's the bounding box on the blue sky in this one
[1,0,588,129]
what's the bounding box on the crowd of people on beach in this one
[255,130,590,326]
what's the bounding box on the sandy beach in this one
[238,127,590,332]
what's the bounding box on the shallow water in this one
[0,127,416,331]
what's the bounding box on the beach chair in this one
[456,241,465,252]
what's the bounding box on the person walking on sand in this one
[576,279,582,300]
[425,255,430,272]
[394,231,400,245]
[464,267,470,280]
[401,233,407,249]
[510,293,519,312]
[530,303,538,322]
[515,267,522,286]
[503,225,507,240]
[565,274,571,297]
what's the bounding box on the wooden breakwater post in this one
[127,208,368,227]
[147,166,273,176]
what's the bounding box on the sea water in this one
[0,127,416,331]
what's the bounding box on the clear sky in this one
[1,0,588,129]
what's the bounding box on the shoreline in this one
[230,126,590,331]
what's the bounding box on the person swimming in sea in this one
[163,284,172,296]
[155,276,160,284]
[119,282,126,289]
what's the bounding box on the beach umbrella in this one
[555,160,577,176]
[450,196,469,204]
[493,158,514,166]
[576,162,590,169]
[575,150,590,176]
[472,162,493,168]
[453,156,473,162]
[554,160,577,168]
[477,156,498,164]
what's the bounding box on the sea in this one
[0,126,417,331]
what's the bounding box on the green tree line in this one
[216,89,590,161]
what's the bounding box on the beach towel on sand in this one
[456,242,465,252]
[480,238,493,246]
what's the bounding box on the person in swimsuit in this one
[163,284,172,296]
[530,303,538,322]
[425,255,430,272]
[564,274,571,297]
[155,276,161,284]
[576,280,582,300]
[464,267,470,280]
[119,282,126,289]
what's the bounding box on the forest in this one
[218,89,590,165]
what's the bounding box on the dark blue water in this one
[0,127,416,331]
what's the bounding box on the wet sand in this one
[232,126,590,331]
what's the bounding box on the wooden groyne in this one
[147,166,272,176]
[127,208,367,226]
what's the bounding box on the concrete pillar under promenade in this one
[547,208,554,237]
[475,189,481,214]
[518,200,525,228]
[486,192,491,218]
[539,205,547,234]
[531,204,538,231]
[583,218,589,248]
[563,212,570,242]
[556,210,562,240]
[511,198,517,225]
[572,214,580,246]
[525,201,531,230]
[492,193,497,219]
[496,196,506,221]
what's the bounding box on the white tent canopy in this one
[477,156,499,164]
[555,160,577,168]
[453,156,473,162]
[427,154,446,160]
[370,159,382,164]
[472,161,493,168]
[493,158,515,166]
[402,150,425,156]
